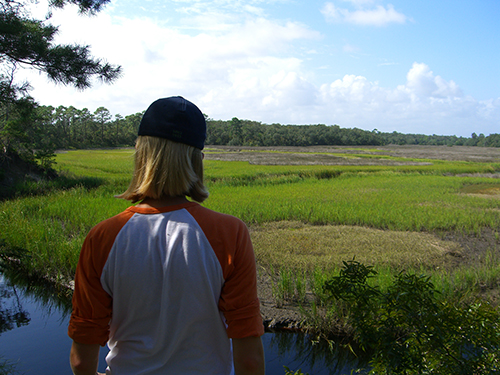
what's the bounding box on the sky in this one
[20,0,500,137]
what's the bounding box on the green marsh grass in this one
[56,149,134,183]
[271,268,308,305]
[1,148,500,289]
[0,186,130,279]
[208,173,500,233]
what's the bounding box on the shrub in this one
[323,260,500,374]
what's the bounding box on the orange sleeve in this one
[189,205,264,339]
[68,210,134,346]
[219,224,263,338]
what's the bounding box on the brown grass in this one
[250,221,464,272]
[206,144,500,164]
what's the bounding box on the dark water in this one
[0,271,365,375]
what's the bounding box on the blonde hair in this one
[117,136,209,203]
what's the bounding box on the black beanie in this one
[138,96,206,150]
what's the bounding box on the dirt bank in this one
[257,271,306,331]
[256,227,500,331]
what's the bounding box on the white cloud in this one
[378,61,398,66]
[321,3,343,22]
[322,2,408,26]
[405,63,462,98]
[315,62,490,135]
[18,4,321,117]
[172,0,288,18]
[349,5,407,26]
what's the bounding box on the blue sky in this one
[22,0,500,136]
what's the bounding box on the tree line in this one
[207,117,500,148]
[4,103,499,169]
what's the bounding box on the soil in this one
[257,272,306,331]
[206,145,500,330]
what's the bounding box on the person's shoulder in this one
[187,204,247,229]
[87,207,136,238]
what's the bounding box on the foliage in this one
[0,0,121,169]
[0,358,17,375]
[29,105,141,149]
[206,117,500,148]
[270,267,308,307]
[323,260,500,374]
[283,366,309,375]
[4,105,500,156]
[206,168,500,234]
[1,150,500,375]
[0,0,120,89]
[2,149,500,289]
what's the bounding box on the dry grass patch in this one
[251,221,463,272]
[461,183,500,198]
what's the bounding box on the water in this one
[0,270,364,375]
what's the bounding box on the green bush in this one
[323,260,500,374]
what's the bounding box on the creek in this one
[0,269,365,375]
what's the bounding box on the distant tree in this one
[93,106,111,144]
[53,105,70,147]
[113,114,124,145]
[206,119,231,145]
[229,117,243,145]
[122,112,142,144]
[485,134,500,147]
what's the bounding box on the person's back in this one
[68,97,265,375]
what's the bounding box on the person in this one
[68,96,265,375]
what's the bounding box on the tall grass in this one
[203,159,500,184]
[1,149,500,282]
[55,149,135,181]
[207,173,500,233]
[0,185,130,279]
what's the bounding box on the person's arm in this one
[70,341,103,375]
[232,336,265,375]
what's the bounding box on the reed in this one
[1,148,499,288]
[206,173,500,233]
[0,186,130,279]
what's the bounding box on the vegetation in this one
[0,358,16,375]
[1,148,499,285]
[28,106,141,151]
[1,3,498,373]
[322,260,500,374]
[0,0,120,179]
[7,108,500,160]
[1,95,499,200]
[207,118,500,147]
[1,147,500,374]
[284,367,309,375]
